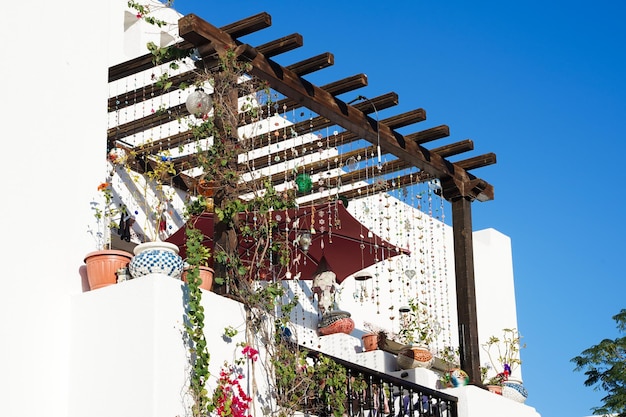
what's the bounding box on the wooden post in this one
[451,196,481,384]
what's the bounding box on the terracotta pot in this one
[182,265,215,291]
[197,180,218,197]
[318,311,355,336]
[84,249,133,291]
[396,345,434,369]
[361,333,378,351]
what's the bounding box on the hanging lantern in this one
[354,271,373,281]
[295,173,312,193]
[297,232,313,253]
[185,88,212,117]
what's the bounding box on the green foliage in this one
[272,345,367,417]
[481,328,524,385]
[136,25,358,417]
[127,1,171,28]
[185,195,209,217]
[313,355,350,417]
[398,297,440,346]
[184,225,212,416]
[572,309,626,417]
[223,326,238,339]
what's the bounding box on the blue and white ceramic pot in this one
[502,378,528,403]
[129,241,184,279]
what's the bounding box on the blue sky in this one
[172,1,626,416]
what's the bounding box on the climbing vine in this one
[129,4,370,417]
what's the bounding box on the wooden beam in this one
[107,103,185,140]
[450,197,481,384]
[256,33,303,58]
[108,70,197,111]
[287,53,334,76]
[454,153,497,171]
[270,77,383,121]
[407,125,450,145]
[220,12,272,39]
[109,13,272,82]
[305,170,432,206]
[177,14,492,201]
[431,139,474,158]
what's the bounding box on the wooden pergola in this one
[108,12,497,384]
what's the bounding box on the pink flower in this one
[242,345,259,362]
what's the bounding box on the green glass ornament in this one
[295,173,312,193]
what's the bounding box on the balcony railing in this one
[284,349,458,417]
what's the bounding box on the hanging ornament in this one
[345,156,359,172]
[185,88,212,117]
[297,232,313,253]
[295,173,313,193]
[337,195,349,208]
[108,147,127,165]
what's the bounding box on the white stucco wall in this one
[473,228,522,381]
[69,275,257,417]
[0,1,185,416]
[0,1,112,416]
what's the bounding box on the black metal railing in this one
[287,349,458,417]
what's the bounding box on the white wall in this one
[69,275,256,417]
[0,1,185,415]
[474,228,522,380]
[0,1,111,416]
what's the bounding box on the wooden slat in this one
[306,170,433,206]
[220,12,272,39]
[287,53,334,76]
[407,125,450,145]
[108,71,197,111]
[108,12,272,82]
[431,139,474,158]
[256,34,303,58]
[107,103,185,139]
[454,153,496,171]
[273,74,368,114]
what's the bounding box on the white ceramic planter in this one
[128,241,184,279]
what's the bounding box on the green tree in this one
[572,309,626,417]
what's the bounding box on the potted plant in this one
[83,170,133,291]
[481,328,528,402]
[360,322,386,352]
[395,297,441,369]
[124,148,184,280]
[438,346,469,388]
[181,225,214,291]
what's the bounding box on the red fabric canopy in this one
[166,202,409,284]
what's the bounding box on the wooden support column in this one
[451,195,481,384]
